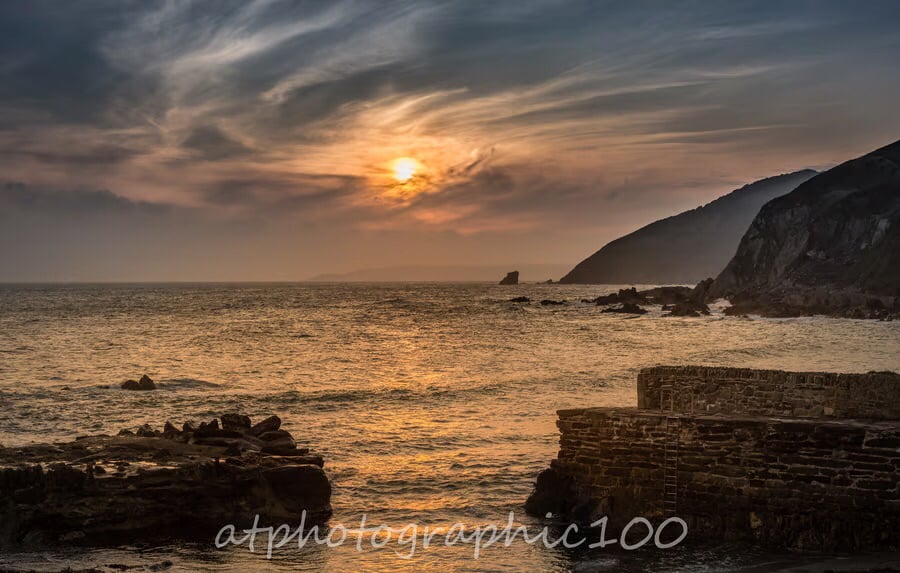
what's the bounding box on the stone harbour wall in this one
[544,407,900,549]
[637,366,900,420]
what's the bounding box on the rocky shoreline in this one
[0,413,331,549]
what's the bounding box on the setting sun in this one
[391,157,421,182]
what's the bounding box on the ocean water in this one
[1,283,898,572]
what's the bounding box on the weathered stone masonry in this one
[527,366,900,550]
[638,366,900,420]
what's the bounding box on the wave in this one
[261,380,516,409]
[159,378,222,389]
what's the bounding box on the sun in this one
[391,157,421,182]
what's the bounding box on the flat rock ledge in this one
[0,414,331,549]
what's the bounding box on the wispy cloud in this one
[1,0,899,278]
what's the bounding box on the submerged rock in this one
[664,300,711,317]
[540,299,565,306]
[601,303,647,315]
[591,287,646,306]
[509,296,531,303]
[121,374,156,391]
[639,286,693,305]
[0,413,330,548]
[590,286,692,306]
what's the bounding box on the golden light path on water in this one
[0,283,898,571]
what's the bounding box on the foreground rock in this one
[0,414,331,548]
[121,374,156,391]
[499,270,519,285]
[709,139,900,319]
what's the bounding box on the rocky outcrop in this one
[499,271,519,285]
[585,286,692,306]
[0,413,331,548]
[663,300,710,317]
[121,374,155,391]
[710,140,900,318]
[601,303,647,315]
[560,171,817,284]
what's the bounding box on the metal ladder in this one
[663,415,680,516]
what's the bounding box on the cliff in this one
[559,171,817,284]
[710,139,900,317]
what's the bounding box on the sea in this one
[1,283,898,572]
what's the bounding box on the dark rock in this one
[121,375,156,391]
[525,468,602,523]
[665,300,711,317]
[249,415,281,436]
[194,419,219,436]
[691,277,715,303]
[499,271,519,285]
[639,286,692,305]
[135,424,157,438]
[258,429,294,442]
[162,421,180,438]
[509,296,530,303]
[193,427,244,440]
[220,413,251,431]
[0,416,332,548]
[601,303,647,315]
[258,430,296,452]
[540,299,565,306]
[261,444,298,456]
[591,287,650,305]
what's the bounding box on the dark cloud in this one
[0,2,139,125]
[181,126,253,161]
[0,182,166,215]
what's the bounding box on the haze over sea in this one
[1,283,898,572]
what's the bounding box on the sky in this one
[1,0,899,281]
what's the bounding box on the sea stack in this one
[499,270,519,285]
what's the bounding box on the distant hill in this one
[307,264,572,283]
[559,170,818,284]
[710,139,900,317]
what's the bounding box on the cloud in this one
[181,126,254,161]
[0,182,167,214]
[1,1,900,278]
